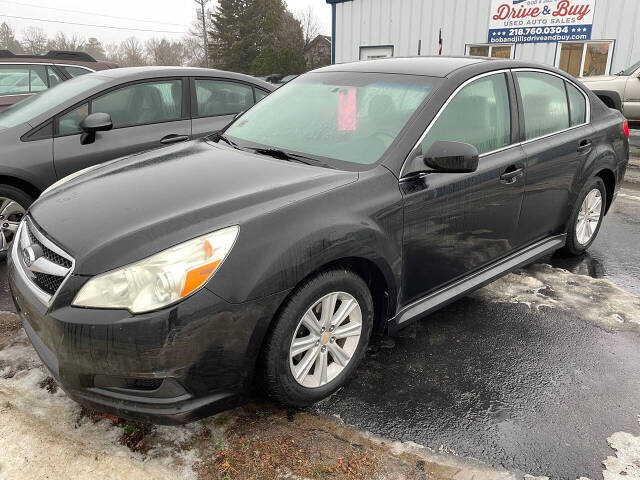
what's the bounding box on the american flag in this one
[438,29,443,55]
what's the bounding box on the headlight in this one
[72,226,239,313]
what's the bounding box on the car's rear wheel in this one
[563,177,606,255]
[261,269,374,407]
[0,185,33,254]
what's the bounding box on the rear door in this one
[190,77,267,138]
[514,70,594,245]
[400,71,526,304]
[53,77,191,178]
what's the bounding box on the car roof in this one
[313,56,571,78]
[92,66,274,90]
[314,56,491,77]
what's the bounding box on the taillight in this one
[623,119,630,140]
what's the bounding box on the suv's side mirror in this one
[423,140,479,173]
[80,112,113,145]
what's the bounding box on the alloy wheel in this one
[289,291,363,388]
[576,188,603,245]
[0,197,26,252]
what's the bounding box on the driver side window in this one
[421,73,511,156]
[91,80,182,129]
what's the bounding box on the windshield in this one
[619,60,640,76]
[225,72,440,167]
[0,74,108,129]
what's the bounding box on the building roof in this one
[314,56,490,77]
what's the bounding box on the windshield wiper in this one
[212,132,242,150]
[251,147,317,166]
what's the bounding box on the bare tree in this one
[21,27,48,55]
[118,37,147,67]
[181,35,207,67]
[146,38,185,66]
[47,32,85,52]
[193,0,211,67]
[296,5,321,48]
[0,22,23,53]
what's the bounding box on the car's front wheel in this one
[0,185,33,254]
[261,269,374,407]
[564,177,606,255]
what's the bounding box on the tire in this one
[563,177,606,256]
[0,184,34,256]
[260,269,374,407]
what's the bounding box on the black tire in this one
[260,269,374,407]
[563,177,606,256]
[0,184,34,258]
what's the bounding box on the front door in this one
[53,78,191,178]
[514,71,594,245]
[400,72,526,306]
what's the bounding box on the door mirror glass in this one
[80,112,113,145]
[424,140,479,173]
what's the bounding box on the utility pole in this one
[195,0,210,67]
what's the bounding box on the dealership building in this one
[326,0,640,78]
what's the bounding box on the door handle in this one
[500,165,524,184]
[577,139,592,153]
[160,134,190,145]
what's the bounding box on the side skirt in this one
[387,234,566,334]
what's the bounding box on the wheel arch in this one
[595,168,616,215]
[0,175,41,201]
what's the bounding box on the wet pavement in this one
[0,190,638,480]
[312,190,640,480]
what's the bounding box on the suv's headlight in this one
[72,226,239,313]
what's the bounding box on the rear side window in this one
[421,73,511,156]
[566,82,586,126]
[59,66,92,78]
[195,79,254,117]
[92,80,182,128]
[0,64,48,95]
[517,72,569,140]
[47,67,63,88]
[255,89,268,102]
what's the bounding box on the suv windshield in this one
[225,72,440,168]
[0,74,107,129]
[619,60,640,76]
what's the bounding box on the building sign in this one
[488,0,596,44]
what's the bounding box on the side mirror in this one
[80,112,113,145]
[423,140,479,173]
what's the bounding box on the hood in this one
[30,140,357,275]
[580,75,618,83]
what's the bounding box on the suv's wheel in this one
[0,185,33,254]
[564,177,606,255]
[261,269,374,407]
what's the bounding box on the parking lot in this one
[0,133,638,480]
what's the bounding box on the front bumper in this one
[8,252,286,424]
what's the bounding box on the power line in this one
[0,14,190,34]
[0,0,190,28]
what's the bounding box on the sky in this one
[0,0,332,45]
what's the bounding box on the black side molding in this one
[388,234,566,334]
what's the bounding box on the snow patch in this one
[474,263,640,331]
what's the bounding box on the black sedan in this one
[0,67,273,252]
[8,57,629,424]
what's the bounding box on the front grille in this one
[32,272,65,295]
[26,226,72,269]
[14,217,75,302]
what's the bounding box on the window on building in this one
[557,41,613,77]
[421,73,511,156]
[466,44,514,59]
[516,72,569,140]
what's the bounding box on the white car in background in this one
[581,60,640,121]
